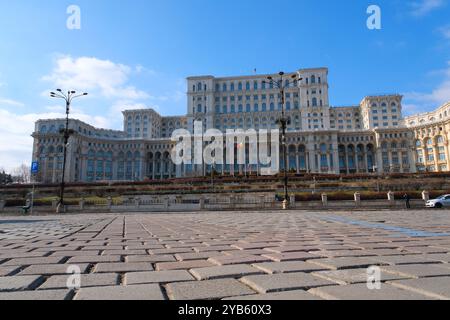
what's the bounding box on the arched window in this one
[40,125,47,133]
[262,103,267,112]
[312,97,318,107]
[311,75,316,84]
[197,82,202,91]
[270,103,275,111]
[254,103,259,112]
[286,102,291,110]
[238,82,243,91]
[230,83,235,91]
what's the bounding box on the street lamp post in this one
[50,90,88,213]
[263,72,302,210]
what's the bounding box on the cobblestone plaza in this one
[1,210,450,300]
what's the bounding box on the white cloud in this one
[0,98,25,107]
[410,0,446,16]
[403,61,450,114]
[42,55,149,100]
[0,108,109,172]
[438,25,450,39]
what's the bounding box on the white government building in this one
[32,67,450,183]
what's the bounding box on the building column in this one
[388,151,393,172]
[375,148,383,173]
[333,149,340,174]
[308,151,315,173]
[444,142,450,170]
[344,149,350,174]
[152,160,155,180]
[433,144,439,172]
[409,148,417,173]
[306,152,310,172]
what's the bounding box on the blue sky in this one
[0,0,449,171]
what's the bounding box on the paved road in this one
[1,210,450,300]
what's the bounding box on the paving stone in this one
[208,255,271,266]
[223,290,322,300]
[175,252,222,261]
[0,289,71,300]
[309,250,377,258]
[0,252,48,259]
[308,283,435,300]
[156,260,214,271]
[265,246,323,253]
[0,275,43,292]
[262,252,324,262]
[94,262,153,273]
[67,255,123,264]
[126,270,194,284]
[50,250,101,257]
[240,272,337,293]
[194,246,236,252]
[380,264,450,278]
[38,273,119,290]
[368,254,440,266]
[149,248,194,255]
[19,264,89,276]
[75,284,165,300]
[102,249,148,256]
[2,257,65,266]
[422,254,450,263]
[231,243,279,250]
[307,257,389,270]
[312,268,412,285]
[252,261,330,274]
[403,247,449,254]
[190,264,264,280]
[0,266,20,277]
[166,279,256,300]
[388,277,450,299]
[126,255,176,263]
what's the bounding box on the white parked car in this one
[426,195,450,208]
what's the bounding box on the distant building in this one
[32,67,450,183]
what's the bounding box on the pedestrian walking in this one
[403,193,411,209]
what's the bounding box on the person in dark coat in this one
[403,194,411,209]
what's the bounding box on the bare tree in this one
[12,164,31,184]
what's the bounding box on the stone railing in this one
[0,191,435,214]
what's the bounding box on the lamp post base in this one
[56,203,66,214]
[282,200,289,210]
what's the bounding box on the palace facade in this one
[32,67,450,183]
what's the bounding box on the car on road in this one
[426,195,450,208]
